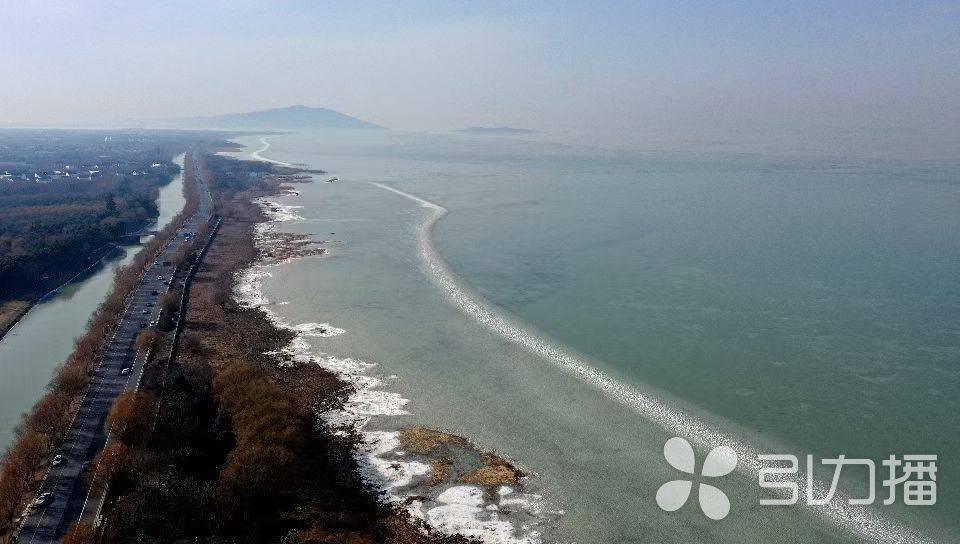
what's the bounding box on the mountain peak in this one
[173,105,383,131]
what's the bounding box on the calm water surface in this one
[239,134,960,543]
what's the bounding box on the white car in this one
[51,455,65,467]
[30,493,54,510]
[119,367,132,376]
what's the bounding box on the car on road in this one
[30,493,54,510]
[119,367,132,376]
[51,454,65,467]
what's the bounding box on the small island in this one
[454,126,539,135]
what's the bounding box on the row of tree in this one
[88,153,315,543]
[0,153,203,542]
[0,169,174,301]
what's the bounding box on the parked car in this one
[142,309,150,315]
[151,290,159,296]
[51,455,65,467]
[119,367,132,376]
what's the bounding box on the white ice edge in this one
[250,136,293,166]
[370,181,943,544]
[235,148,548,544]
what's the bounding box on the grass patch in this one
[398,426,467,454]
[459,453,524,486]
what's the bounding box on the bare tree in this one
[134,328,162,354]
[61,521,97,544]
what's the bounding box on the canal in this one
[0,153,186,447]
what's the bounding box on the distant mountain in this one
[170,105,384,131]
[455,126,539,135]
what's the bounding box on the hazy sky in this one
[2,1,959,157]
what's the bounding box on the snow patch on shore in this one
[260,199,305,222]
[423,485,542,544]
[232,172,549,544]
[292,322,345,337]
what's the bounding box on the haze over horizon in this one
[2,1,959,158]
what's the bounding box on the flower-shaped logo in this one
[656,437,738,520]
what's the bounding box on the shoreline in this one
[0,243,126,343]
[248,139,945,544]
[232,146,554,543]
[0,301,31,342]
[145,154,480,544]
[251,136,293,166]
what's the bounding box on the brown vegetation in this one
[169,242,190,271]
[157,292,180,331]
[0,301,30,340]
[106,392,156,445]
[399,426,468,455]
[213,360,312,520]
[426,457,453,487]
[0,151,203,542]
[94,153,472,544]
[134,328,162,354]
[86,443,131,491]
[61,521,96,544]
[458,453,523,487]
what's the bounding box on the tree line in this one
[0,153,202,542]
[0,166,178,302]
